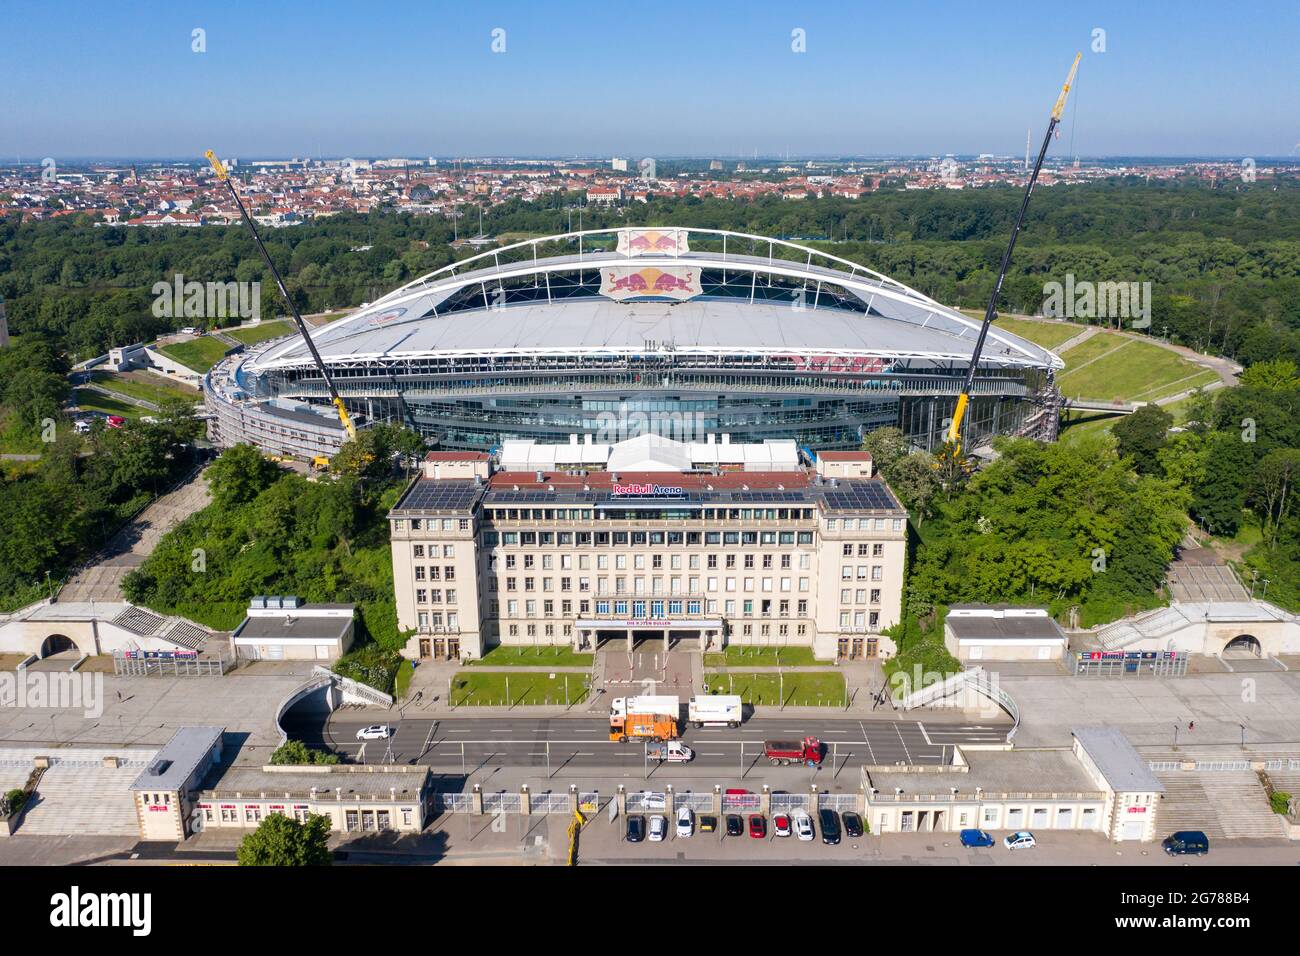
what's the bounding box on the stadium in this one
[204,227,1063,458]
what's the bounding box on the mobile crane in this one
[204,150,358,447]
[943,53,1081,457]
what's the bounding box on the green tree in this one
[861,426,908,474]
[885,452,941,524]
[1112,404,1174,475]
[206,443,283,508]
[1240,359,1300,392]
[269,740,340,766]
[236,812,333,866]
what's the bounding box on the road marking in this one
[859,722,877,764]
[918,721,933,746]
[893,722,912,763]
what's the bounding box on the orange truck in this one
[609,712,679,743]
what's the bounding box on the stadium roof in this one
[250,227,1063,373]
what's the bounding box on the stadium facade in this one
[205,228,1063,456]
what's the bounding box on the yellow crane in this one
[204,150,357,443]
[944,53,1081,454]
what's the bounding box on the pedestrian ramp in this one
[1153,772,1286,840]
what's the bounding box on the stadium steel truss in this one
[206,227,1064,455]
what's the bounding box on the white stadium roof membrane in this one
[249,227,1062,373]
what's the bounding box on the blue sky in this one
[2,0,1296,159]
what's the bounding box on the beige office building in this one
[388,443,908,662]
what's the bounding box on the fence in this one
[721,792,761,812]
[820,793,860,812]
[435,793,474,814]
[482,792,523,815]
[529,792,571,814]
[676,792,715,812]
[113,654,226,677]
[770,793,811,812]
[627,791,667,812]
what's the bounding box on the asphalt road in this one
[281,712,1009,777]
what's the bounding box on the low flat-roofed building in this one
[863,746,1108,837]
[230,596,355,662]
[1072,725,1165,842]
[129,726,225,841]
[944,604,1068,663]
[195,764,433,835]
[814,450,873,480]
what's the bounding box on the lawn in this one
[1057,336,1216,402]
[703,646,819,668]
[960,311,1085,351]
[72,389,141,418]
[88,371,199,406]
[704,671,847,707]
[223,320,294,346]
[450,671,591,706]
[155,336,232,373]
[469,645,594,667]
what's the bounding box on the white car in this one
[773,813,792,838]
[648,814,667,842]
[1004,830,1037,850]
[676,807,694,838]
[355,725,393,741]
[792,811,815,842]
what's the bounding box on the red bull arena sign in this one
[617,227,690,257]
[610,482,685,497]
[600,266,701,302]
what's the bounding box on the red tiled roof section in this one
[424,451,490,461]
[817,451,873,461]
[488,470,811,491]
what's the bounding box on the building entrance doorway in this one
[40,634,77,658]
[1224,634,1261,657]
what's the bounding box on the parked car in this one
[355,725,393,740]
[73,419,92,434]
[725,814,744,836]
[106,415,126,429]
[843,811,864,838]
[1004,831,1037,850]
[626,814,645,843]
[792,811,815,842]
[699,815,717,833]
[772,812,792,838]
[648,814,667,842]
[748,814,767,839]
[1162,831,1210,856]
[819,808,841,845]
[676,807,695,838]
[960,828,996,848]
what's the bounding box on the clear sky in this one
[2,0,1297,159]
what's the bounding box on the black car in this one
[818,808,841,845]
[626,814,646,843]
[842,811,864,838]
[1162,830,1209,856]
[725,814,744,836]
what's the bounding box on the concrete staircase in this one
[1155,772,1287,840]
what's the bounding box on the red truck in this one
[763,736,824,767]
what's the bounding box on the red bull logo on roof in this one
[364,306,409,327]
[617,228,689,257]
[601,266,701,302]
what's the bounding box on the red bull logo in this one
[601,266,700,301]
[365,307,408,327]
[617,228,689,257]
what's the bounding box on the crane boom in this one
[203,150,357,442]
[945,53,1081,450]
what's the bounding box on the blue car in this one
[959,828,995,848]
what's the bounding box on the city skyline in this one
[4,0,1297,158]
